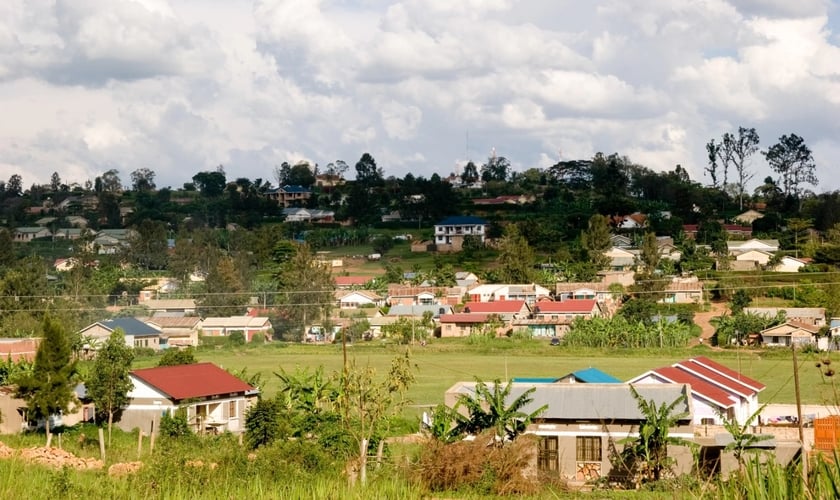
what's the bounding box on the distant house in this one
[144,316,201,348]
[13,227,52,242]
[734,209,764,225]
[34,216,57,227]
[439,313,499,337]
[433,216,489,251]
[759,321,819,348]
[514,299,603,338]
[54,258,77,272]
[444,382,694,481]
[455,271,479,287]
[466,283,551,305]
[387,304,452,320]
[282,207,334,222]
[118,363,258,434]
[199,316,273,342]
[771,256,807,273]
[79,317,163,351]
[744,307,826,327]
[267,185,312,208]
[727,239,780,255]
[472,194,535,206]
[334,276,372,289]
[660,277,704,304]
[610,234,633,248]
[604,247,637,271]
[555,282,616,303]
[683,224,754,240]
[387,285,459,306]
[734,249,774,267]
[461,300,530,322]
[92,229,136,254]
[140,299,197,316]
[336,290,384,309]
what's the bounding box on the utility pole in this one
[792,343,808,491]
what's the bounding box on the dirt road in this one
[692,301,729,346]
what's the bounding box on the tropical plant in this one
[718,405,772,472]
[453,378,547,445]
[618,385,691,485]
[245,397,282,449]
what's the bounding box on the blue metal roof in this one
[570,367,621,384]
[281,185,311,193]
[436,216,488,226]
[831,319,840,329]
[512,377,561,384]
[101,317,160,336]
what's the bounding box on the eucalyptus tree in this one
[763,134,818,209]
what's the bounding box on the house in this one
[733,249,774,267]
[79,317,163,351]
[282,207,335,222]
[267,185,312,207]
[462,300,530,322]
[455,271,479,287]
[34,216,57,227]
[759,321,819,348]
[140,299,197,317]
[771,256,807,273]
[615,212,647,230]
[444,382,694,481]
[334,276,373,289]
[466,283,551,304]
[53,258,77,272]
[386,304,452,320]
[199,316,273,342]
[336,290,384,309]
[472,194,535,206]
[683,224,754,240]
[744,307,826,327]
[604,247,637,271]
[439,313,501,337]
[734,209,765,225]
[65,215,89,228]
[660,277,704,304]
[0,338,41,362]
[1,385,93,434]
[118,363,258,434]
[630,356,765,425]
[13,227,52,242]
[555,282,616,303]
[144,316,201,348]
[514,299,603,338]
[92,229,136,254]
[137,279,181,302]
[53,228,83,240]
[433,216,489,251]
[387,285,459,306]
[727,239,780,255]
[610,234,633,248]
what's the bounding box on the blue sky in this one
[0,0,838,193]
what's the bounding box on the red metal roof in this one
[673,361,756,398]
[688,356,766,392]
[648,366,736,408]
[534,299,597,314]
[131,362,255,401]
[462,301,527,314]
[335,276,372,286]
[440,313,490,324]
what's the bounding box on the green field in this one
[137,339,840,413]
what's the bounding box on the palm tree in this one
[453,378,547,445]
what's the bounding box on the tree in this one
[763,134,818,208]
[638,232,660,274]
[127,220,168,270]
[276,243,335,341]
[158,348,197,366]
[452,378,547,444]
[50,172,62,192]
[705,139,721,188]
[727,127,760,210]
[88,329,134,444]
[286,162,316,187]
[100,169,122,192]
[354,153,383,186]
[619,385,691,485]
[480,155,510,182]
[244,398,282,449]
[461,161,479,184]
[199,255,248,317]
[730,289,752,315]
[495,224,535,283]
[6,174,22,196]
[581,214,611,270]
[130,168,156,192]
[15,317,77,446]
[192,168,227,197]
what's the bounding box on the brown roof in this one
[131,363,255,401]
[143,317,201,328]
[462,301,528,314]
[440,313,490,324]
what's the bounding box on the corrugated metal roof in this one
[101,317,161,336]
[449,383,692,421]
[463,301,527,314]
[534,299,597,313]
[131,362,255,401]
[440,313,489,324]
[674,361,756,398]
[436,216,488,226]
[571,367,621,384]
[647,367,736,408]
[689,356,766,391]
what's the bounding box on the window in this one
[229,401,237,419]
[576,436,602,462]
[538,436,558,472]
[700,417,715,425]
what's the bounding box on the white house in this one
[771,256,807,273]
[466,283,551,305]
[199,316,273,342]
[629,356,764,425]
[117,363,258,434]
[733,249,774,267]
[335,290,384,309]
[727,239,780,255]
[433,216,488,251]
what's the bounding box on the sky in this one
[1,0,838,193]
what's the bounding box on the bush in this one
[250,332,265,344]
[158,347,197,366]
[228,331,246,346]
[160,408,192,439]
[245,398,282,449]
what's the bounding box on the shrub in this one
[160,408,192,439]
[245,398,281,449]
[250,332,265,344]
[227,331,246,346]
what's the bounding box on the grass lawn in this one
[136,339,840,414]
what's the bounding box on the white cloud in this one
[0,0,838,192]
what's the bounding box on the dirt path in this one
[691,301,729,347]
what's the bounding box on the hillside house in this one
[744,307,826,327]
[434,216,488,251]
[334,275,372,289]
[466,283,550,305]
[461,300,530,322]
[336,290,384,309]
[514,299,604,338]
[267,185,312,207]
[439,313,504,337]
[139,298,197,317]
[144,316,201,348]
[118,363,258,434]
[13,227,51,242]
[727,239,780,255]
[661,277,704,304]
[387,285,461,306]
[771,256,807,273]
[759,321,819,348]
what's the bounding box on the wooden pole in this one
[792,343,808,490]
[150,420,156,453]
[137,431,144,457]
[98,428,106,461]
